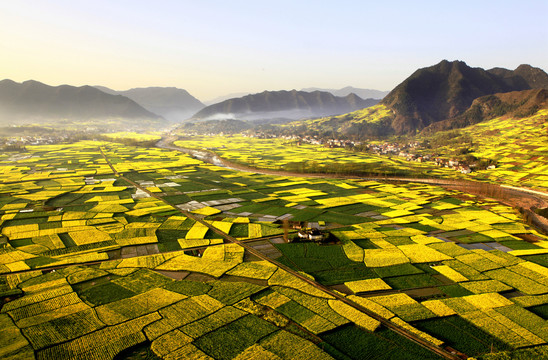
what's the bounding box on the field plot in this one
[1,139,548,359]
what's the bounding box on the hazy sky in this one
[1,0,547,101]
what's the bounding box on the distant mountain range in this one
[191,90,380,121]
[3,61,546,135]
[203,87,388,106]
[203,92,251,106]
[94,86,205,122]
[301,87,389,100]
[193,61,548,136]
[0,80,162,126]
[381,60,548,133]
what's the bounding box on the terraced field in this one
[1,140,548,359]
[452,109,548,190]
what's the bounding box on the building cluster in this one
[245,133,279,140]
[1,135,70,149]
[248,133,362,148]
[365,141,420,155]
[367,142,493,175]
[295,228,325,242]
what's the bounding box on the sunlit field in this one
[1,140,548,359]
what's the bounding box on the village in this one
[0,134,72,152]
[244,132,496,175]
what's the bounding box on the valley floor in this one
[1,139,548,360]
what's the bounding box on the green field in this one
[1,139,548,359]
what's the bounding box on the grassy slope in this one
[281,104,395,137]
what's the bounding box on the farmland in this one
[174,135,457,178]
[1,139,548,360]
[420,109,548,191]
[175,109,548,190]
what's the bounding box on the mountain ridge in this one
[0,79,162,125]
[379,60,548,134]
[94,86,205,122]
[276,61,548,139]
[423,88,548,133]
[203,92,251,106]
[191,89,379,121]
[301,86,389,100]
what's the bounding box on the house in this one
[308,229,324,242]
[293,228,325,243]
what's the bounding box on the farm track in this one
[98,146,463,359]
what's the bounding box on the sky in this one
[1,0,547,101]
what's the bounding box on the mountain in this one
[93,85,119,95]
[488,64,548,90]
[94,86,205,122]
[380,60,548,134]
[301,86,389,99]
[278,104,395,139]
[423,88,548,133]
[203,92,251,106]
[191,90,379,121]
[0,80,162,126]
[276,61,548,139]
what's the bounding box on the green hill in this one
[280,104,395,138]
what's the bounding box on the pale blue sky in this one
[1,0,546,100]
